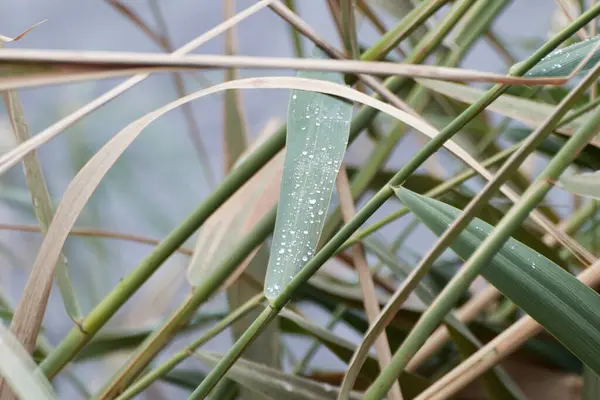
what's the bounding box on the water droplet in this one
[302,151,308,155]
[278,249,285,254]
[303,230,308,234]
[309,199,316,204]
[292,94,297,99]
[318,210,324,215]
[302,256,308,262]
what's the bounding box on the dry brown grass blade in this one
[105,0,164,45]
[413,259,600,400]
[1,89,80,349]
[0,0,275,179]
[187,118,284,289]
[269,0,417,115]
[0,223,193,256]
[0,20,47,43]
[336,167,403,400]
[0,49,584,90]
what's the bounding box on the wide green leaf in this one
[518,35,600,77]
[559,170,600,200]
[265,49,353,300]
[395,187,600,375]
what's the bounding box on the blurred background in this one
[0,1,559,398]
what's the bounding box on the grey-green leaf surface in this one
[559,170,600,200]
[416,78,600,149]
[195,351,363,400]
[395,187,600,376]
[0,322,56,400]
[264,49,353,301]
[517,35,600,77]
[3,90,81,321]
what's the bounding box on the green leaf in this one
[279,308,432,397]
[3,90,81,322]
[395,187,600,376]
[504,127,600,170]
[518,35,600,77]
[265,48,353,300]
[362,238,526,400]
[416,78,600,149]
[0,322,56,400]
[583,366,600,400]
[195,351,363,399]
[559,170,600,200]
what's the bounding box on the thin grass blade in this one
[195,351,363,400]
[395,187,600,375]
[416,78,600,149]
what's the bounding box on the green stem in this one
[283,0,304,58]
[39,129,284,378]
[187,4,600,398]
[323,0,482,242]
[360,0,449,62]
[115,294,264,400]
[341,0,360,59]
[94,209,277,399]
[292,304,346,375]
[363,63,600,400]
[188,306,278,399]
[344,141,522,245]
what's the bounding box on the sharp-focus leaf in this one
[395,187,600,376]
[264,49,353,300]
[195,351,363,399]
[416,78,600,149]
[559,170,600,200]
[0,322,56,400]
[519,35,600,77]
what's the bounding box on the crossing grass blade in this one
[520,35,600,77]
[264,49,353,301]
[416,78,600,149]
[395,187,600,375]
[194,351,363,399]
